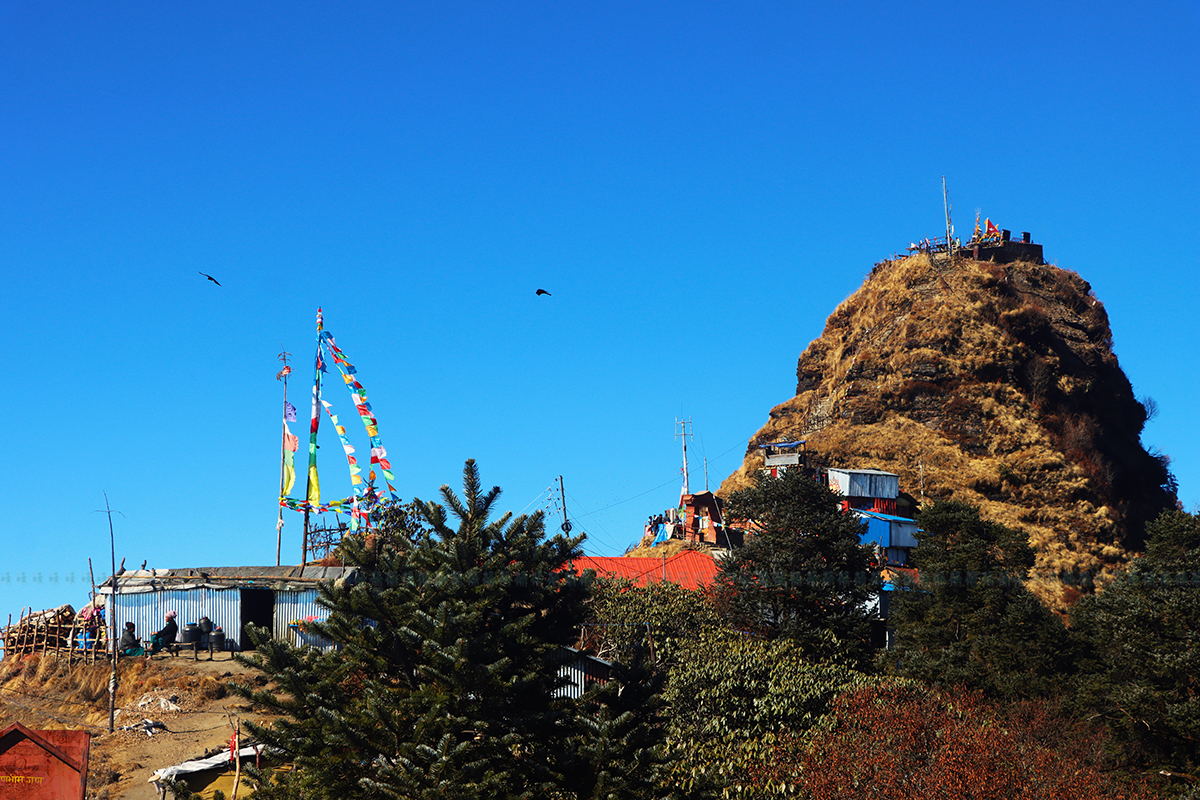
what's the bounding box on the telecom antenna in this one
[676,418,692,499]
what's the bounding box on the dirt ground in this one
[105,651,278,799]
[0,649,282,799]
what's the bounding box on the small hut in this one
[98,566,357,652]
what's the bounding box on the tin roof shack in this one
[677,491,742,548]
[825,468,919,563]
[758,440,813,479]
[99,566,357,653]
[0,723,90,800]
[856,510,920,567]
[826,468,903,516]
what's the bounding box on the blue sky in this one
[2,1,1197,626]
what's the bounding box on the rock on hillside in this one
[720,253,1176,610]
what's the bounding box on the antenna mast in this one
[943,176,954,265]
[676,418,692,499]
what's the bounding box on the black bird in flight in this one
[199,272,222,286]
[536,289,551,296]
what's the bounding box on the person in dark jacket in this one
[150,611,178,655]
[119,622,146,657]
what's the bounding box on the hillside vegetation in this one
[720,253,1175,610]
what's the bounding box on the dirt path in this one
[97,651,280,799]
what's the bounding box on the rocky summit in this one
[721,252,1176,610]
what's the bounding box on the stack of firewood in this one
[2,604,82,658]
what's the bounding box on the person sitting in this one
[150,611,179,656]
[118,622,146,657]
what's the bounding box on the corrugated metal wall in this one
[109,586,343,653]
[889,519,919,548]
[554,652,612,699]
[827,469,899,500]
[111,587,241,652]
[273,590,336,650]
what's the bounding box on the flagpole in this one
[275,347,292,567]
[302,309,324,568]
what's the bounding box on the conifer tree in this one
[717,468,880,666]
[233,461,672,799]
[881,500,1075,698]
[1071,509,1200,773]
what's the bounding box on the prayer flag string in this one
[279,310,396,527]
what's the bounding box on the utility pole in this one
[557,475,572,535]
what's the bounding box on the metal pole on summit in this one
[943,176,955,265]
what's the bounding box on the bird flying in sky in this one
[536,289,551,296]
[199,272,221,286]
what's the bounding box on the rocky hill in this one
[720,251,1176,610]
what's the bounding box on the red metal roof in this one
[565,549,719,589]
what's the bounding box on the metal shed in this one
[98,566,356,652]
[855,509,920,565]
[826,468,900,500]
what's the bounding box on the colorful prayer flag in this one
[282,449,296,495]
[284,401,297,422]
[283,422,299,453]
[307,465,320,506]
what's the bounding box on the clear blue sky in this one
[2,1,1197,626]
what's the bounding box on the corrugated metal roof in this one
[853,510,917,524]
[99,565,357,593]
[566,550,718,589]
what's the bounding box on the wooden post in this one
[276,347,292,567]
[226,710,243,800]
[230,717,242,800]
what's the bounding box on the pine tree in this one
[234,461,671,799]
[881,500,1075,698]
[717,468,880,666]
[1071,509,1200,773]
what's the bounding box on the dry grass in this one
[721,253,1173,612]
[623,539,701,559]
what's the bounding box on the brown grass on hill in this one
[721,253,1175,611]
[623,539,712,558]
